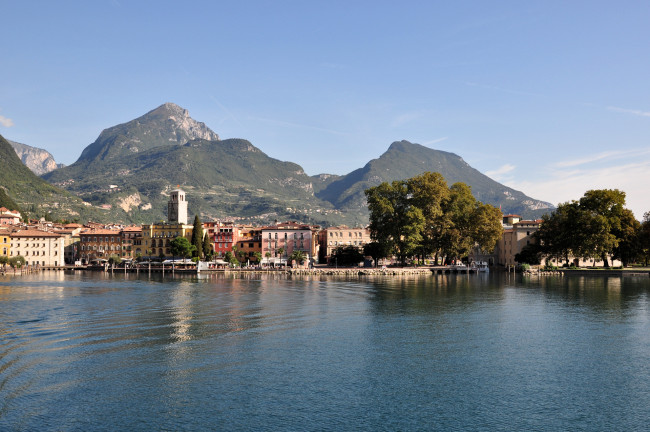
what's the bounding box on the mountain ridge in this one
[43,104,553,225]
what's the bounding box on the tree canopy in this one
[170,236,196,260]
[365,172,503,265]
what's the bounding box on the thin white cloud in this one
[390,111,424,128]
[553,148,650,168]
[486,163,515,179]
[506,158,650,219]
[607,106,650,118]
[0,114,14,128]
[422,137,449,146]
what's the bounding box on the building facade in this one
[261,222,319,265]
[79,228,123,263]
[167,189,188,224]
[318,226,371,262]
[10,229,65,267]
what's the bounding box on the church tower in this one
[168,188,188,224]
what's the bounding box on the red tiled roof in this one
[10,229,62,238]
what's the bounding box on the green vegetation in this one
[202,234,214,261]
[365,172,503,266]
[363,242,390,267]
[535,189,649,267]
[191,215,204,259]
[330,245,364,266]
[10,256,26,268]
[108,255,122,266]
[170,236,195,260]
[0,133,108,222]
[290,250,306,265]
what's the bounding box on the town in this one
[1,186,635,273]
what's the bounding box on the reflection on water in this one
[0,272,649,431]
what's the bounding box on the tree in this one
[330,245,364,266]
[10,256,25,268]
[190,215,204,259]
[253,251,262,264]
[407,172,449,260]
[514,243,542,265]
[170,236,196,261]
[439,183,477,262]
[265,251,272,262]
[365,180,425,266]
[471,202,504,254]
[578,189,626,267]
[0,256,9,267]
[612,209,641,267]
[108,255,122,266]
[277,247,285,258]
[638,212,650,266]
[202,234,214,261]
[290,250,306,265]
[363,241,390,267]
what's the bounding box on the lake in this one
[1,271,649,431]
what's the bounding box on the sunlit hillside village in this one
[0,188,622,270]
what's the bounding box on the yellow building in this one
[141,223,194,259]
[1,228,10,257]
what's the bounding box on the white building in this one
[167,188,188,224]
[10,229,65,267]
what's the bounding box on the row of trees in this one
[364,172,503,266]
[516,189,650,267]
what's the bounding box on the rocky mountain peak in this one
[9,140,65,175]
[76,103,219,163]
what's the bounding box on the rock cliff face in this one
[9,140,65,175]
[76,102,220,163]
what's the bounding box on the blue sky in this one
[2,1,649,218]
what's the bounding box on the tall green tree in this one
[190,215,204,259]
[612,209,641,267]
[171,236,196,260]
[363,241,390,267]
[407,172,449,260]
[637,212,650,266]
[202,233,214,261]
[439,183,476,262]
[365,180,425,266]
[578,189,627,266]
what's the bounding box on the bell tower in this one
[168,188,188,224]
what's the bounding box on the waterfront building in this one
[52,225,83,264]
[10,229,65,267]
[496,219,541,266]
[261,222,320,265]
[0,207,21,225]
[204,221,239,257]
[318,226,371,262]
[235,226,262,263]
[79,228,123,263]
[141,189,194,259]
[167,188,188,225]
[0,227,11,257]
[121,226,142,259]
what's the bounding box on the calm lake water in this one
[1,271,649,431]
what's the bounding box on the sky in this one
[1,1,649,218]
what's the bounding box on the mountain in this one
[44,104,345,225]
[77,102,219,163]
[44,104,552,226]
[0,133,105,221]
[314,140,553,217]
[9,140,65,175]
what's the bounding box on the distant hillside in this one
[315,140,553,218]
[42,105,553,226]
[0,133,105,221]
[9,140,65,175]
